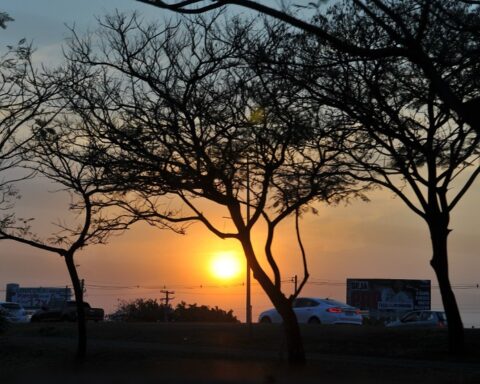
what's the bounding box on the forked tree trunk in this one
[428,218,464,354]
[240,236,306,364]
[64,253,87,361]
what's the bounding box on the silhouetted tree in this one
[277,20,479,353]
[140,0,480,135]
[59,14,364,364]
[198,3,480,354]
[0,118,136,361]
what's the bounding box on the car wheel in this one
[308,317,321,324]
[260,316,272,324]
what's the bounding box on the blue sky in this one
[2,0,169,64]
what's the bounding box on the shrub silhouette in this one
[111,299,239,323]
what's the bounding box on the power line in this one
[82,280,480,291]
[6,279,480,293]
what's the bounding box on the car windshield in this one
[1,303,21,310]
[294,298,321,308]
[437,312,446,321]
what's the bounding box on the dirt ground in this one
[1,322,480,383]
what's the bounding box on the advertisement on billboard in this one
[346,278,431,316]
[6,284,72,310]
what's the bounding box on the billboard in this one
[6,283,72,310]
[346,278,431,316]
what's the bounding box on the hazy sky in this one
[1,0,479,325]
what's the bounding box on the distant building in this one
[6,283,72,310]
[346,278,431,320]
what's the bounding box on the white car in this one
[0,301,28,323]
[258,297,363,325]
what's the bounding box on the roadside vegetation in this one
[110,299,239,323]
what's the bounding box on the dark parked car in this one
[31,301,104,322]
[386,310,447,328]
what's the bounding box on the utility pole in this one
[160,289,175,306]
[160,289,175,322]
[293,275,298,293]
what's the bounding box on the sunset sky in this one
[1,0,479,326]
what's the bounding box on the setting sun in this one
[210,251,242,280]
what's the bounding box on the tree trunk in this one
[276,297,306,364]
[428,219,464,355]
[239,236,306,364]
[64,253,87,361]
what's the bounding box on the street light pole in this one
[246,155,252,332]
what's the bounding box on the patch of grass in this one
[5,322,480,360]
[2,322,480,384]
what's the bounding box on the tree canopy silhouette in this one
[58,13,365,364]
[0,113,137,360]
[141,0,480,354]
[260,10,479,353]
[140,0,480,135]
